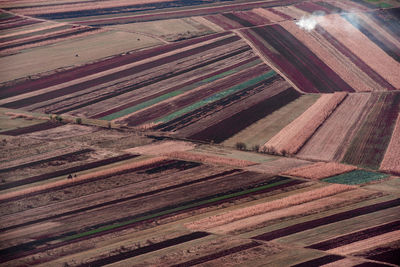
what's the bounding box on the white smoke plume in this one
[296,11,326,32]
[296,10,360,32]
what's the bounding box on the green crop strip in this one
[100,59,261,121]
[322,170,388,185]
[155,70,277,124]
[61,177,291,242]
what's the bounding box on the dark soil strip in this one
[315,25,396,90]
[0,27,98,51]
[189,87,301,143]
[77,232,210,267]
[252,25,354,93]
[342,13,400,62]
[0,31,230,99]
[0,154,138,191]
[291,255,345,267]
[367,248,400,265]
[342,92,400,169]
[2,36,240,108]
[171,241,261,267]
[0,148,93,173]
[0,159,174,204]
[53,47,250,115]
[307,220,400,250]
[0,169,241,232]
[0,121,60,136]
[139,160,201,174]
[252,198,400,241]
[222,13,255,28]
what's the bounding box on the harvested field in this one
[297,93,372,161]
[342,92,400,169]
[262,93,347,155]
[283,162,357,180]
[223,94,320,149]
[125,141,196,156]
[380,113,400,175]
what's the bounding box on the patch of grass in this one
[322,170,389,185]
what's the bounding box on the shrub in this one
[75,118,82,124]
[252,144,260,151]
[235,142,247,150]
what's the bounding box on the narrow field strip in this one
[0,154,138,191]
[164,151,256,167]
[0,156,169,203]
[252,198,400,241]
[171,241,261,267]
[76,232,210,267]
[282,162,357,180]
[306,220,400,250]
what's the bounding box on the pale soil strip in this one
[208,188,369,234]
[327,229,400,255]
[185,184,354,230]
[0,156,168,202]
[252,8,287,22]
[273,6,308,20]
[164,151,256,167]
[125,141,196,156]
[282,162,357,179]
[297,93,371,161]
[233,29,302,93]
[380,113,400,174]
[0,33,234,105]
[320,14,400,89]
[10,0,176,15]
[0,28,107,56]
[0,26,85,47]
[192,16,225,32]
[263,92,347,155]
[0,21,63,38]
[245,158,312,176]
[281,20,375,92]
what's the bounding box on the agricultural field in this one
[0,0,399,266]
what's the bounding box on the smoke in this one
[296,11,325,32]
[296,10,360,33]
